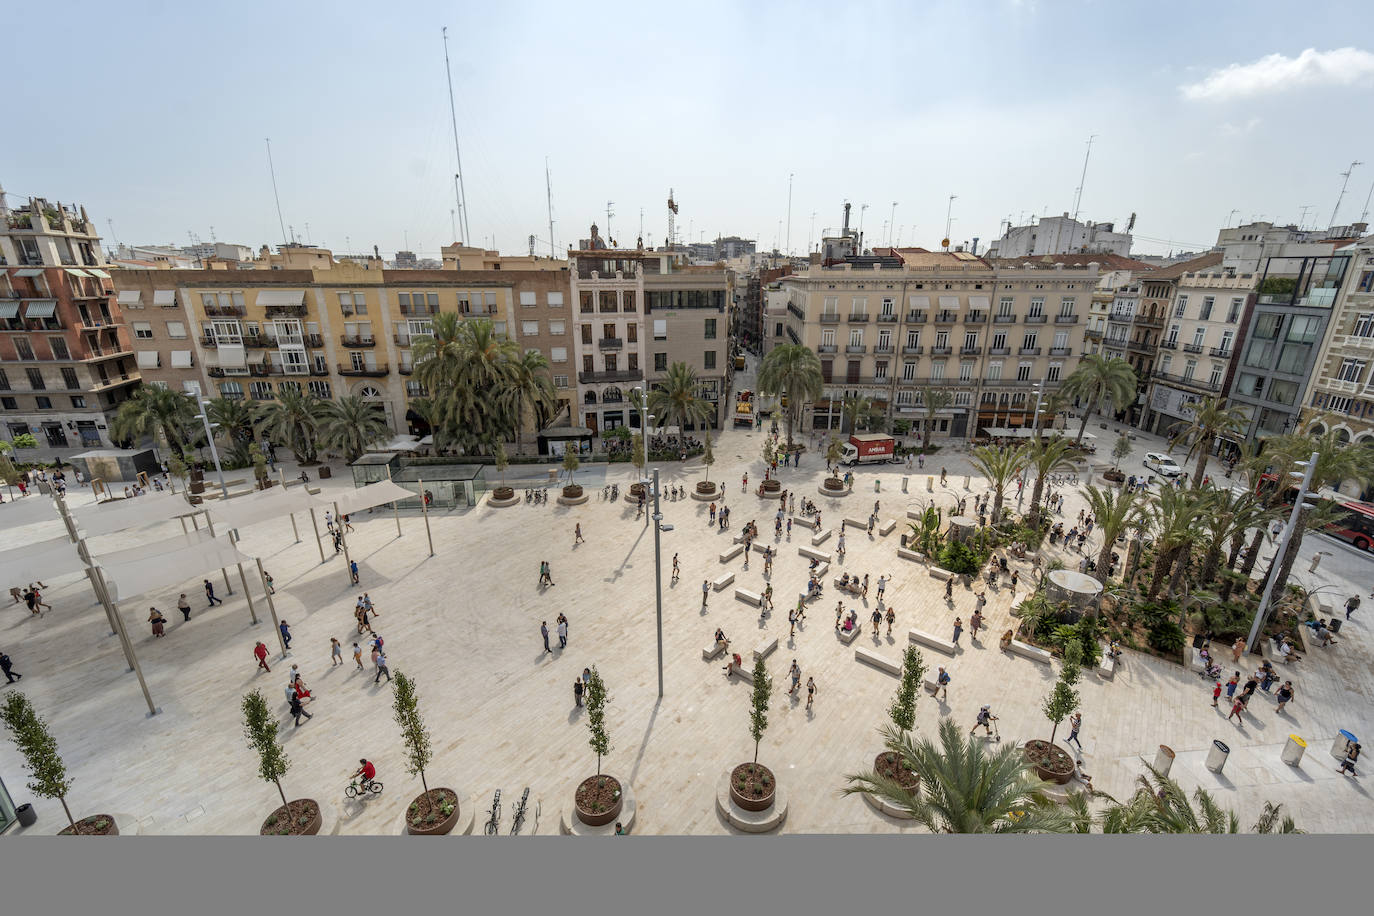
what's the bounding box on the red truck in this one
[840,433,897,466]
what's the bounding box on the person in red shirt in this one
[1211,681,1222,708]
[353,759,377,791]
[254,641,271,673]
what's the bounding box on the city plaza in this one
[2,412,1371,835]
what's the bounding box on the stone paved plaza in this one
[3,418,1372,835]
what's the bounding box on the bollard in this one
[963,475,970,490]
[1153,745,1176,777]
[1205,739,1230,774]
[902,476,909,493]
[1332,730,1357,760]
[875,479,881,492]
[926,476,933,492]
[1281,734,1306,767]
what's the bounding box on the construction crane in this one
[667,189,678,250]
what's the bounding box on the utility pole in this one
[785,172,793,256]
[442,27,470,245]
[859,204,868,252]
[809,211,817,253]
[1071,134,1097,221]
[265,138,287,245]
[1246,453,1318,652]
[651,468,665,698]
[888,202,898,246]
[545,158,555,257]
[944,195,958,248]
[1329,160,1363,228]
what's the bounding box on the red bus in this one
[1256,472,1374,552]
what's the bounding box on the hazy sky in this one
[7,1,1374,258]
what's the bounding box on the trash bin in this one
[16,802,38,828]
[1327,618,1342,634]
[1281,735,1307,766]
[1154,745,1176,777]
[1205,739,1230,773]
[1332,730,1357,760]
[901,476,909,493]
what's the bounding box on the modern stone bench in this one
[719,544,744,562]
[909,628,957,655]
[732,534,747,545]
[703,640,728,660]
[751,543,776,556]
[753,637,779,661]
[1096,652,1116,680]
[727,661,752,681]
[843,517,868,530]
[1007,640,1053,665]
[878,519,896,536]
[791,516,819,530]
[855,646,901,675]
[798,546,831,562]
[812,528,832,546]
[837,623,862,644]
[712,572,735,591]
[897,547,925,563]
[833,578,864,596]
[928,567,955,581]
[812,561,829,578]
[735,588,762,607]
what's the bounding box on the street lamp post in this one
[196,400,230,501]
[651,467,665,698]
[1245,452,1318,653]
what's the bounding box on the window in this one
[550,347,568,362]
[405,381,426,398]
[848,328,863,347]
[553,375,568,388]
[1183,359,1197,381]
[822,329,836,348]
[1174,295,1188,318]
[521,320,540,336]
[1253,313,1283,339]
[49,338,69,359]
[905,329,920,348]
[1337,359,1366,383]
[1058,297,1075,316]
[583,354,594,373]
[1328,395,1354,413]
[1200,296,1214,320]
[1161,355,1173,373]
[171,350,193,368]
[485,292,498,311]
[314,354,328,374]
[548,320,565,335]
[581,324,593,345]
[1052,330,1068,349]
[1286,315,1321,343]
[626,324,637,343]
[219,381,244,400]
[1357,270,1374,293]
[1027,297,1044,318]
[986,361,1002,381]
[850,297,867,317]
[896,390,914,406]
[308,380,331,399]
[1218,331,1233,353]
[279,380,302,397]
[1,398,15,410]
[166,321,186,339]
[997,297,1014,317]
[250,381,274,401]
[823,296,838,316]
[1277,345,1309,374]
[964,331,978,349]
[1268,379,1299,406]
[704,318,717,339]
[704,351,716,369]
[15,339,34,360]
[458,293,471,313]
[1021,332,1037,349]
[0,369,7,390]
[520,291,537,306]
[902,361,917,381]
[1047,363,1062,382]
[655,352,668,371]
[653,319,667,340]
[930,361,945,381]
[628,353,638,372]
[992,331,1007,349]
[35,396,51,409]
[26,369,45,390]
[958,361,973,382]
[70,396,86,408]
[1192,327,1206,347]
[1227,297,1243,322]
[880,297,894,317]
[1353,313,1374,337]
[132,321,153,339]
[548,292,564,307]
[493,321,507,336]
[1016,362,1032,381]
[61,368,78,389]
[1208,365,1223,388]
[775,323,783,337]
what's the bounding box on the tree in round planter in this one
[242,689,320,835]
[1026,641,1082,785]
[575,667,622,826]
[628,433,647,498]
[1,691,116,835]
[849,646,927,812]
[1102,433,1132,483]
[561,449,582,498]
[822,436,846,489]
[731,656,776,812]
[695,430,719,496]
[491,441,514,501]
[249,442,271,490]
[392,670,460,835]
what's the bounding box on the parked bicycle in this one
[484,789,501,835]
[509,787,532,835]
[345,778,383,800]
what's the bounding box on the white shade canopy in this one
[207,487,326,532]
[331,479,414,517]
[100,534,257,603]
[71,493,198,538]
[0,536,87,586]
[0,495,60,527]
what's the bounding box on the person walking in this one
[254,641,272,673]
[1065,712,1083,759]
[330,638,343,667]
[349,559,360,585]
[1009,569,1019,593]
[1225,672,1239,700]
[1346,594,1360,620]
[886,606,896,636]
[1231,637,1246,663]
[1275,680,1295,713]
[787,607,797,638]
[952,617,963,646]
[574,678,584,707]
[177,593,192,622]
[278,620,293,651]
[806,676,816,710]
[374,650,391,683]
[1211,680,1223,708]
[289,690,313,727]
[936,666,950,701]
[574,523,585,545]
[871,608,882,636]
[1227,696,1246,725]
[541,621,551,653]
[148,607,167,638]
[1241,673,1259,701]
[788,660,801,695]
[1337,741,1360,776]
[1,651,21,683]
[352,642,365,670]
[264,571,275,595]
[672,553,680,582]
[702,579,710,608]
[205,578,223,607]
[709,503,717,525]
[876,574,888,602]
[342,514,354,534]
[969,610,984,641]
[557,617,568,649]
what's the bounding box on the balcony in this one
[398,364,414,376]
[964,312,986,324]
[337,362,390,377]
[934,311,957,323]
[1018,347,1042,356]
[1127,339,1154,355]
[1209,346,1232,358]
[399,304,434,318]
[988,347,1011,356]
[906,310,927,323]
[598,337,623,350]
[819,313,840,324]
[204,304,247,318]
[1152,369,1221,393]
[1133,314,1164,329]
[930,346,953,356]
[90,372,138,391]
[1108,312,1134,324]
[578,369,644,384]
[847,313,870,323]
[817,344,838,354]
[1055,314,1078,324]
[1158,339,1178,350]
[845,344,867,354]
[993,314,1017,324]
[1084,328,1104,341]
[82,346,134,362]
[1049,347,1072,357]
[873,344,894,354]
[1024,314,1047,324]
[787,303,805,320]
[960,346,982,356]
[339,335,375,348]
[876,313,898,324]
[901,346,923,355]
[310,364,329,376]
[264,304,308,318]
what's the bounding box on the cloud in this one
[1181,47,1374,101]
[1218,117,1262,136]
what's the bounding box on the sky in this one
[6,0,1374,259]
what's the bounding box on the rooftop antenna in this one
[1360,175,1374,225]
[859,203,868,252]
[785,172,793,256]
[450,209,457,243]
[809,211,816,253]
[442,27,470,245]
[1226,209,1240,228]
[209,225,216,242]
[667,189,678,249]
[639,207,644,241]
[1071,134,1097,221]
[265,137,288,245]
[528,234,535,257]
[106,218,120,247]
[944,194,958,249]
[545,158,556,256]
[606,201,615,247]
[1297,205,1313,229]
[1329,160,1363,228]
[304,222,311,246]
[888,202,898,246]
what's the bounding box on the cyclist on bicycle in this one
[353,758,377,791]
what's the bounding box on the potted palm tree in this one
[1060,355,1136,445]
[321,395,391,465]
[242,689,320,835]
[648,361,712,454]
[756,344,822,452]
[392,671,461,835]
[558,449,587,504]
[695,430,720,499]
[731,657,776,812]
[760,440,781,495]
[1,692,119,835]
[574,667,622,826]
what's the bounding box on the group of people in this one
[12,583,52,619]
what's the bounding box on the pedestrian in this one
[742,473,748,492]
[1010,569,1019,593]
[353,642,364,670]
[806,676,816,710]
[1227,697,1246,724]
[264,571,275,595]
[574,678,584,707]
[289,691,313,726]
[333,531,343,554]
[205,578,223,607]
[574,522,585,545]
[254,641,271,673]
[788,659,801,695]
[557,617,568,648]
[374,651,391,683]
[331,637,343,667]
[936,666,950,700]
[1275,680,1294,713]
[325,511,334,533]
[1346,595,1360,620]
[1211,681,1222,707]
[541,621,551,653]
[952,617,963,645]
[1338,741,1361,776]
[835,602,844,630]
[709,503,717,525]
[1065,712,1083,758]
[177,593,191,622]
[970,705,996,736]
[1225,672,1239,699]
[940,468,947,485]
[1231,637,1245,663]
[703,579,710,607]
[970,610,984,640]
[148,607,167,637]
[672,553,680,582]
[583,667,592,687]
[1242,674,1259,700]
[349,559,360,585]
[279,619,293,650]
[876,575,887,600]
[886,606,896,635]
[871,608,882,635]
[944,577,954,601]
[1,651,21,683]
[343,514,354,533]
[786,517,792,537]
[788,607,797,637]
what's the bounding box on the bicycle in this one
[509,787,532,835]
[345,778,383,799]
[484,789,501,835]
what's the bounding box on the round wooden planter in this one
[558,484,589,506]
[629,483,646,499]
[761,479,782,493]
[729,763,776,812]
[875,751,920,792]
[693,481,721,500]
[1023,740,1076,785]
[57,814,119,836]
[260,799,322,836]
[405,788,461,836]
[820,479,849,496]
[574,775,623,827]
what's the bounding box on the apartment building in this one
[1144,266,1255,437]
[1298,237,1374,464]
[112,272,204,396]
[771,250,1095,440]
[1,192,139,456]
[568,231,730,437]
[986,213,1132,259]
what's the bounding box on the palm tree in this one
[1083,484,1143,580]
[1145,485,1204,598]
[412,315,516,451]
[500,348,556,456]
[843,718,1069,833]
[406,396,447,454]
[648,362,712,451]
[969,443,1029,525]
[1035,390,1072,440]
[110,385,198,456]
[756,344,822,449]
[320,395,391,463]
[919,386,952,451]
[1167,397,1248,489]
[1122,764,1302,834]
[205,396,261,465]
[260,388,327,464]
[1060,354,1136,445]
[1197,488,1269,586]
[1026,437,1077,529]
[840,395,883,435]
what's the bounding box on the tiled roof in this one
[1141,250,1224,280]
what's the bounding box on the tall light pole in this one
[651,467,665,698]
[785,172,794,257]
[888,202,898,246]
[196,399,230,500]
[1246,453,1318,653]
